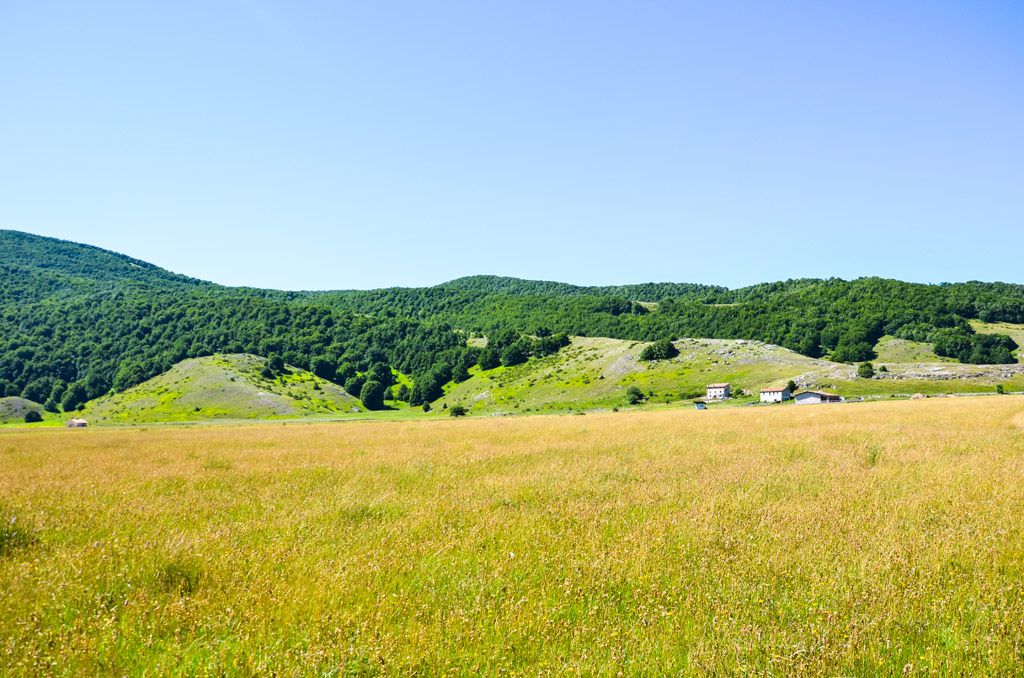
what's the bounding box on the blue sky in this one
[2,1,1022,290]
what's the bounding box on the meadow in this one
[2,397,1024,676]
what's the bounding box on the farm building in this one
[706,383,730,400]
[66,418,88,428]
[760,387,791,403]
[794,391,842,405]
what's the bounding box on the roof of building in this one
[795,390,840,397]
[707,383,730,388]
[760,387,787,393]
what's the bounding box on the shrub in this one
[23,410,42,423]
[625,386,645,405]
[449,404,467,417]
[359,380,386,410]
[60,382,88,412]
[500,344,527,367]
[345,375,367,397]
[367,363,395,388]
[857,362,875,379]
[267,353,285,373]
[409,373,443,406]
[335,362,356,384]
[832,342,875,364]
[478,348,501,370]
[639,339,679,361]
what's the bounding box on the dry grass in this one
[2,398,1024,676]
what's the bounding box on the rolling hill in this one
[0,397,48,425]
[80,354,362,424]
[433,336,1024,416]
[2,229,1024,424]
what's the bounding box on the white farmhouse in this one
[760,387,790,403]
[794,390,842,405]
[706,383,731,400]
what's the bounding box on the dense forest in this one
[313,276,1021,364]
[1,230,1020,411]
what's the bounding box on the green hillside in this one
[872,336,954,363]
[2,229,1023,421]
[971,320,1024,363]
[432,337,1024,415]
[436,337,810,414]
[0,229,204,295]
[0,397,52,425]
[32,339,1024,426]
[81,354,362,424]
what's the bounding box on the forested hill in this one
[1,230,1022,413]
[0,229,204,292]
[437,275,727,300]
[0,231,470,412]
[316,276,1023,365]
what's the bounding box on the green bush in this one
[345,375,367,397]
[359,380,386,410]
[639,339,679,361]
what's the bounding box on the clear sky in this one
[2,1,1022,290]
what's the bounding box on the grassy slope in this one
[3,397,1024,675]
[76,339,1024,425]
[873,335,953,364]
[0,397,61,427]
[81,354,362,424]
[439,337,817,414]
[971,319,1024,363]
[435,337,1024,415]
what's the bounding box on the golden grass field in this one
[2,397,1024,676]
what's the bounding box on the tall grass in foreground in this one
[2,398,1024,676]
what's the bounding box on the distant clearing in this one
[873,335,953,364]
[2,397,1023,675]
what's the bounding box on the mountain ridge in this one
[7,230,1023,297]
[1,229,1022,419]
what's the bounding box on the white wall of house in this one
[760,388,790,403]
[794,392,841,404]
[706,384,730,399]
